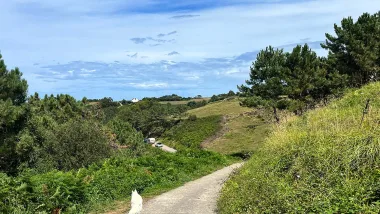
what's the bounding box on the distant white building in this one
[131,98,139,103]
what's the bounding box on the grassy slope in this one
[219,83,380,213]
[205,115,270,155]
[159,98,210,105]
[187,98,251,118]
[162,115,222,149]
[187,99,271,155]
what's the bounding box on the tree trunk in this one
[273,106,280,123]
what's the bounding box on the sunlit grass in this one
[187,98,251,118]
[219,82,380,213]
[204,115,271,155]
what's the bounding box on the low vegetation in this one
[158,98,210,105]
[187,98,251,118]
[219,83,380,213]
[162,115,222,149]
[209,90,237,103]
[1,148,234,213]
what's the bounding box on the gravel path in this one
[141,163,243,214]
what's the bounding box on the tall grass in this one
[219,83,380,213]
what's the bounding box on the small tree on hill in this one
[238,46,288,122]
[284,44,328,114]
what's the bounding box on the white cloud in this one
[129,82,169,89]
[80,68,96,73]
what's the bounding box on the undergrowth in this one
[219,82,380,213]
[0,148,233,213]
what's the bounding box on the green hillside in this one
[219,83,380,213]
[186,98,272,155]
[187,98,251,118]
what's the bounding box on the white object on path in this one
[128,189,143,214]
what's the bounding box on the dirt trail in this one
[201,115,229,147]
[140,163,243,214]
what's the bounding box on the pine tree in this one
[0,54,28,105]
[322,11,380,86]
[239,46,288,122]
[0,54,28,174]
[285,44,328,113]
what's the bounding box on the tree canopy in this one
[322,11,380,86]
[0,54,28,105]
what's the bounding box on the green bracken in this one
[0,148,233,213]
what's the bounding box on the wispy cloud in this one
[130,38,146,44]
[167,31,177,35]
[157,31,177,37]
[170,14,200,19]
[168,51,180,56]
[130,37,175,45]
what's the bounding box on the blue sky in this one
[1,0,379,100]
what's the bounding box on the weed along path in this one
[141,163,243,214]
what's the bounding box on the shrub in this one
[188,115,197,121]
[54,120,111,171]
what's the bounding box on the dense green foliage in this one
[162,115,222,149]
[6,93,122,174]
[239,44,346,119]
[143,94,195,102]
[1,148,232,213]
[107,119,144,150]
[209,90,236,103]
[0,54,28,105]
[238,46,289,121]
[322,11,380,86]
[0,55,145,175]
[186,100,207,109]
[116,100,188,137]
[219,82,380,213]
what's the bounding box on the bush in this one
[54,120,111,171]
[102,106,119,123]
[239,96,266,107]
[106,118,144,151]
[188,115,197,121]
